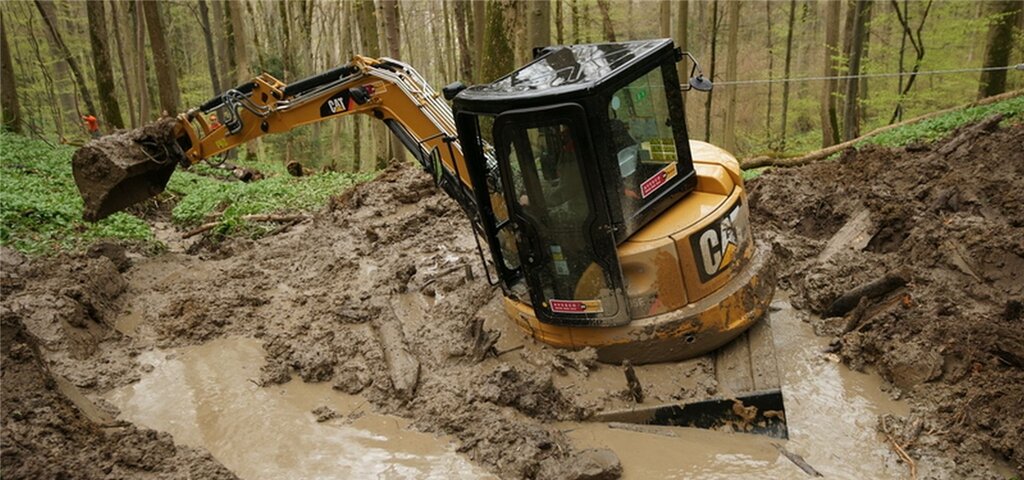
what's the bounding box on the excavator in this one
[73,39,784,437]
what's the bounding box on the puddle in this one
[564,296,911,479]
[106,338,491,479]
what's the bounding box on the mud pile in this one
[2,165,627,479]
[0,249,237,479]
[749,118,1024,477]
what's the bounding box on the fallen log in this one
[824,270,910,318]
[741,89,1022,170]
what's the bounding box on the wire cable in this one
[696,64,1024,87]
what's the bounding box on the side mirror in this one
[678,51,713,92]
[442,81,468,101]
[689,75,713,92]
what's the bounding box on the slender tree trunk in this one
[482,0,516,83]
[0,13,22,134]
[528,1,552,51]
[596,0,616,42]
[198,0,221,95]
[454,0,473,81]
[227,0,250,83]
[978,0,1023,98]
[659,0,671,38]
[211,0,230,90]
[381,0,405,166]
[473,0,486,82]
[675,0,688,78]
[721,0,740,152]
[779,0,796,149]
[555,0,564,44]
[142,1,180,115]
[571,0,580,44]
[34,0,97,120]
[859,1,872,124]
[842,0,868,141]
[820,0,841,147]
[358,0,388,170]
[134,0,150,122]
[110,1,137,128]
[703,0,719,143]
[85,0,124,130]
[765,1,774,145]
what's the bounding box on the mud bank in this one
[749,119,1024,478]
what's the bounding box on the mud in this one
[72,117,182,221]
[4,120,1020,479]
[749,120,1024,478]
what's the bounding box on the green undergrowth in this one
[0,133,154,255]
[741,95,1024,181]
[0,131,374,255]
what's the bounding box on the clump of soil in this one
[749,119,1024,478]
[72,117,182,221]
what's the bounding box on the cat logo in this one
[689,200,748,282]
[318,90,352,118]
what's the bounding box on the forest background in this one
[1,0,1022,171]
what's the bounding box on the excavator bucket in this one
[73,118,184,222]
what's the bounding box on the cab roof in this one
[454,39,676,112]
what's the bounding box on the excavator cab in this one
[454,39,698,327]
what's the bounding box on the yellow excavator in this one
[73,39,783,436]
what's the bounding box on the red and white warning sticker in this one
[640,162,678,198]
[549,299,604,314]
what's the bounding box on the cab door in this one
[493,104,630,327]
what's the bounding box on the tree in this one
[211,0,230,90]
[357,0,388,170]
[675,0,688,80]
[978,0,1023,98]
[660,0,671,38]
[142,1,180,114]
[528,1,552,51]
[197,0,222,94]
[820,0,841,147]
[109,1,137,127]
[473,0,486,82]
[85,0,125,130]
[481,0,515,83]
[1,12,22,134]
[381,0,406,165]
[889,0,933,123]
[721,0,741,152]
[596,0,616,41]
[779,0,797,149]
[454,0,473,80]
[703,0,720,143]
[134,0,150,122]
[34,0,97,121]
[227,0,250,84]
[842,0,869,141]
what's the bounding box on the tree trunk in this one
[227,0,250,83]
[473,0,486,82]
[142,1,180,115]
[555,0,564,44]
[109,1,137,128]
[134,0,150,122]
[721,0,740,152]
[381,0,406,166]
[198,0,221,95]
[0,13,22,134]
[978,0,1023,98]
[33,0,75,134]
[779,0,796,149]
[482,0,516,83]
[34,0,97,120]
[85,0,124,130]
[357,0,388,170]
[659,0,671,38]
[675,0,688,80]
[528,1,552,51]
[842,0,868,141]
[211,0,230,90]
[454,0,474,81]
[820,0,841,147]
[571,0,580,44]
[703,0,719,143]
[596,0,616,41]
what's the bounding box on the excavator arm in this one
[74,56,484,222]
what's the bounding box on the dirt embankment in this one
[1,165,625,479]
[749,119,1024,478]
[0,250,237,479]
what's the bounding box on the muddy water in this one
[105,338,492,479]
[564,296,911,479]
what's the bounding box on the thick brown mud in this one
[3,120,1022,479]
[749,120,1024,478]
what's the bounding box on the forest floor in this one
[1,118,1022,479]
